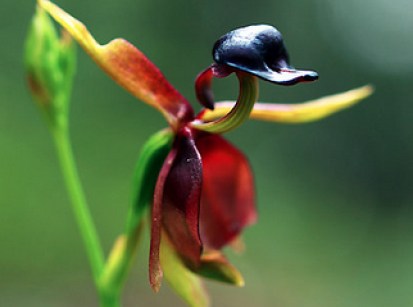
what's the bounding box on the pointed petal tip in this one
[303,70,319,82]
[361,84,375,96]
[262,68,318,85]
[149,271,163,293]
[236,277,246,287]
[195,66,215,110]
[199,84,374,123]
[151,283,161,293]
[199,251,245,286]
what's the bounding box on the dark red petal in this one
[162,127,203,271]
[195,66,215,110]
[196,135,257,250]
[149,146,178,292]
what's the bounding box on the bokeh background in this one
[2,0,413,306]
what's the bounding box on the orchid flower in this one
[33,1,373,306]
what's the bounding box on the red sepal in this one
[196,135,257,250]
[149,146,178,292]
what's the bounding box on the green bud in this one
[25,4,76,130]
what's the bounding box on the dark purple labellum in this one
[212,24,318,85]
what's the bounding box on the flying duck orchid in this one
[28,1,373,306]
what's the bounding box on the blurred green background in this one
[2,0,413,306]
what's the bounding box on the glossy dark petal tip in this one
[262,68,319,85]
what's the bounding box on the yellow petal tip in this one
[248,84,375,123]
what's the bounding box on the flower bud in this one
[25,4,76,129]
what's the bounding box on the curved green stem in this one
[98,129,173,304]
[190,73,259,134]
[98,222,144,306]
[52,127,105,288]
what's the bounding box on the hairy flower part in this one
[37,1,373,306]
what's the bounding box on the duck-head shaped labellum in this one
[212,25,318,85]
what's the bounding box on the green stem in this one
[98,129,173,304]
[99,222,145,306]
[52,127,105,288]
[99,289,121,307]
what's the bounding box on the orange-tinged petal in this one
[37,0,193,128]
[199,85,373,124]
[199,250,244,286]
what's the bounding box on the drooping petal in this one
[199,85,374,123]
[160,231,210,307]
[162,127,203,271]
[195,66,215,110]
[37,0,193,128]
[149,146,178,292]
[198,250,244,286]
[196,135,257,250]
